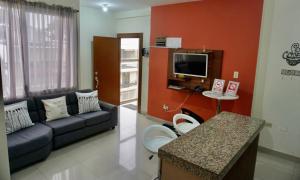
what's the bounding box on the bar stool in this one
[173,113,200,135]
[143,125,178,154]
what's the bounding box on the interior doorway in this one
[117,33,143,113]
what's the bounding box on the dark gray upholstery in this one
[99,101,118,127]
[76,111,111,126]
[34,92,74,121]
[83,120,116,137]
[46,116,86,136]
[7,123,52,159]
[6,89,118,172]
[67,92,80,115]
[52,128,88,149]
[9,144,52,172]
[54,119,116,149]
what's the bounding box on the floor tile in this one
[255,151,295,180]
[37,153,81,179]
[255,161,294,180]
[11,167,47,180]
[293,162,300,180]
[294,162,300,172]
[256,151,296,173]
[292,174,300,180]
[42,164,99,180]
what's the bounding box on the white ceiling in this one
[80,0,200,12]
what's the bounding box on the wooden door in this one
[93,36,120,105]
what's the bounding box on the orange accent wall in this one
[148,0,264,121]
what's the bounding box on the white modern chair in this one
[143,125,178,154]
[173,113,200,135]
[143,125,178,180]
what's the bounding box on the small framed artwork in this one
[212,79,225,95]
[225,81,240,96]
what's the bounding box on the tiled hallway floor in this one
[12,107,300,180]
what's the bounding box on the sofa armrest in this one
[99,101,118,127]
[99,101,116,112]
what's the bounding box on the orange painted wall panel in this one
[148,0,264,121]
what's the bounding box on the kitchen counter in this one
[158,112,265,180]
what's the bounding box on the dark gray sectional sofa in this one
[5,89,118,172]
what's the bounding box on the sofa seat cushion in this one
[76,111,111,126]
[46,116,86,136]
[7,123,52,159]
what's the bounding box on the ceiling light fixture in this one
[102,4,108,12]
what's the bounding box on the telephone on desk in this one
[194,85,204,92]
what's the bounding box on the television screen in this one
[173,53,208,77]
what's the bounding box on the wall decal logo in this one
[281,69,300,77]
[282,43,300,66]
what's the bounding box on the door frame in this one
[117,33,143,113]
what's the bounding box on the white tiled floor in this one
[11,107,300,180]
[255,151,300,180]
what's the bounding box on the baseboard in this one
[139,111,147,116]
[258,146,300,163]
[141,113,173,125]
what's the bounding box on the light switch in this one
[233,71,239,79]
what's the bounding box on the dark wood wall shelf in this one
[168,77,191,82]
[167,48,223,92]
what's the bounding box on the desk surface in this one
[158,112,265,179]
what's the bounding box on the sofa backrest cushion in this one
[34,89,93,121]
[4,98,41,123]
[34,92,73,121]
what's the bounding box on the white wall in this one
[115,8,151,48]
[140,57,150,114]
[253,0,300,158]
[115,8,151,113]
[252,0,274,119]
[0,87,10,180]
[79,6,116,89]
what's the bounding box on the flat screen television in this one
[173,53,208,78]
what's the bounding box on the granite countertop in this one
[158,112,265,180]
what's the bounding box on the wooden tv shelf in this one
[167,48,223,92]
[168,77,190,82]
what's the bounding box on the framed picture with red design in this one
[211,79,225,95]
[225,81,240,96]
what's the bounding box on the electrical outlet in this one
[279,127,288,132]
[163,104,169,111]
[265,122,272,128]
[233,71,239,79]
